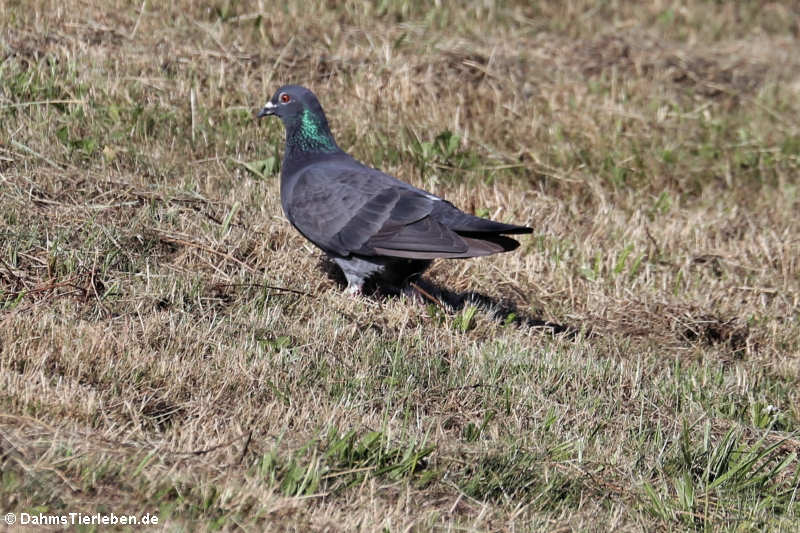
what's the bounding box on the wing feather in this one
[282,157,529,259]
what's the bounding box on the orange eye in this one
[280,93,291,103]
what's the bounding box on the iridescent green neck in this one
[287,108,339,155]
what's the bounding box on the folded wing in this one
[284,161,531,259]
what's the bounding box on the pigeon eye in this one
[280,93,291,104]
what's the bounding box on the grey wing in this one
[284,166,470,257]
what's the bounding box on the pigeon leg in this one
[334,256,380,295]
[344,283,363,296]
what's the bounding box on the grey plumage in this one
[258,85,532,294]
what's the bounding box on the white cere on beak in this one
[263,101,277,110]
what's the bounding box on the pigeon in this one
[257,85,532,294]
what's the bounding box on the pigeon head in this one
[257,85,340,156]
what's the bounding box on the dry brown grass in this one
[2,0,800,531]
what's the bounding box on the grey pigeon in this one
[257,85,532,294]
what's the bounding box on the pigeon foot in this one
[344,284,362,296]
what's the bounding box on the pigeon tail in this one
[373,234,520,259]
[430,201,532,235]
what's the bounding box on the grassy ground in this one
[2,0,800,531]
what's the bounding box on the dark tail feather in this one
[373,233,521,259]
[431,202,532,235]
[459,234,520,255]
[449,218,531,236]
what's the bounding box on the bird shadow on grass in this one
[318,256,579,338]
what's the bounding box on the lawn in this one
[1,1,799,531]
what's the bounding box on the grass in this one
[1,0,800,530]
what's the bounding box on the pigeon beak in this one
[257,101,277,119]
